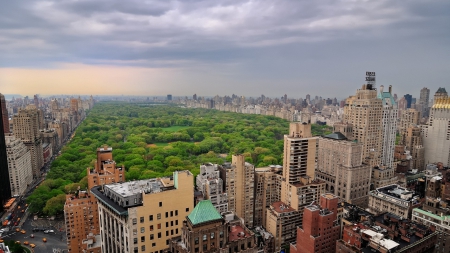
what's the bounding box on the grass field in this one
[153,142,170,147]
[162,126,190,132]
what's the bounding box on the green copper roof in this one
[188,200,223,225]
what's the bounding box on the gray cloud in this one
[1,0,449,97]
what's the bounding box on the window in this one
[176,220,178,225]
[170,211,173,217]
[203,234,207,241]
[165,212,168,218]
[211,232,215,239]
[166,222,169,227]
[158,232,161,238]
[166,239,170,245]
[132,218,137,225]
[195,238,199,245]
[141,236,145,242]
[159,202,162,207]
[141,245,145,251]
[141,227,145,233]
[152,243,156,247]
[149,215,153,221]
[150,234,154,240]
[157,224,161,229]
[166,231,169,236]
[175,210,178,216]
[157,213,161,220]
[150,225,154,231]
[140,217,144,223]
[134,238,138,244]
[186,208,189,212]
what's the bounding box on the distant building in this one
[167,94,173,101]
[398,108,420,135]
[220,155,255,228]
[419,87,430,117]
[168,200,258,253]
[0,100,11,209]
[422,87,450,167]
[291,193,340,253]
[401,126,425,170]
[404,94,412,108]
[196,163,228,214]
[92,170,194,253]
[5,136,33,197]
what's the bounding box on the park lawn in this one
[162,126,190,132]
[154,142,170,147]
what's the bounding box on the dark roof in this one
[437,87,447,93]
[91,186,129,216]
[188,200,222,226]
[323,132,347,140]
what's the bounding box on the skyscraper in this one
[404,94,412,108]
[378,85,398,168]
[422,87,450,167]
[13,105,44,177]
[0,94,9,133]
[195,163,228,214]
[5,136,33,197]
[420,87,430,117]
[0,95,11,210]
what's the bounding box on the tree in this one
[43,194,66,216]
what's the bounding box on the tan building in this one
[368,184,421,219]
[402,126,425,170]
[5,135,33,197]
[93,170,194,253]
[422,88,450,167]
[64,146,125,253]
[371,166,397,189]
[220,155,255,228]
[13,105,44,177]
[343,83,383,167]
[316,132,372,207]
[169,200,258,253]
[399,108,420,135]
[266,201,301,250]
[195,163,228,214]
[253,166,282,228]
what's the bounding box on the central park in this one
[27,102,332,215]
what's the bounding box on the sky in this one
[0,0,449,99]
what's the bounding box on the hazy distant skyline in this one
[1,0,449,98]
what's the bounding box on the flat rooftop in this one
[105,178,163,197]
[272,201,295,213]
[229,224,252,242]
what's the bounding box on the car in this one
[23,241,29,245]
[42,238,47,242]
[21,230,26,234]
[14,222,17,226]
[16,241,21,244]
[21,210,24,213]
[0,239,4,243]
[30,234,34,238]
[30,243,36,248]
[15,228,20,232]
[0,229,4,233]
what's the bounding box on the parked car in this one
[30,243,36,248]
[42,238,47,242]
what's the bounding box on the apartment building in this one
[196,163,228,214]
[378,85,398,169]
[368,184,421,219]
[402,126,425,170]
[253,166,282,228]
[266,202,300,250]
[93,170,194,253]
[5,135,33,197]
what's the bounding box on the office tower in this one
[0,100,11,210]
[169,200,258,253]
[0,94,9,133]
[253,166,282,227]
[93,171,194,253]
[220,155,255,228]
[195,163,228,214]
[5,136,33,197]
[193,94,197,101]
[64,146,125,253]
[422,88,450,167]
[420,87,430,117]
[404,94,412,108]
[397,96,408,118]
[266,202,301,250]
[402,126,425,170]
[398,108,420,134]
[290,194,340,253]
[316,132,371,207]
[167,94,173,101]
[378,85,398,168]
[343,83,383,167]
[13,105,44,177]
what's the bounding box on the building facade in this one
[402,126,425,170]
[93,171,194,253]
[0,97,11,209]
[5,136,33,197]
[368,184,421,219]
[422,87,450,167]
[316,132,371,207]
[253,166,282,228]
[378,85,398,169]
[196,163,228,214]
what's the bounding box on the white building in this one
[195,163,228,214]
[422,87,450,167]
[378,85,398,168]
[5,135,33,196]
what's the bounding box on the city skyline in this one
[1,0,449,97]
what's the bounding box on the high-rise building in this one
[378,85,398,168]
[5,136,33,197]
[167,94,173,101]
[315,132,371,207]
[64,146,125,253]
[253,166,282,227]
[343,83,383,167]
[422,88,450,167]
[420,87,430,117]
[196,163,228,214]
[93,171,194,253]
[398,108,420,134]
[281,122,325,227]
[404,94,412,108]
[402,126,425,170]
[266,201,301,250]
[13,105,44,177]
[220,155,255,228]
[169,200,258,253]
[0,94,10,133]
[0,99,11,210]
[290,193,340,253]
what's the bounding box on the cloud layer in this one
[1,0,449,97]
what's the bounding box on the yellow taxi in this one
[15,241,21,244]
[0,239,4,243]
[30,243,36,248]
[15,228,20,232]
[42,238,47,242]
[21,230,26,234]
[24,241,29,245]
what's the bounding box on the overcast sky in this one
[0,0,449,99]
